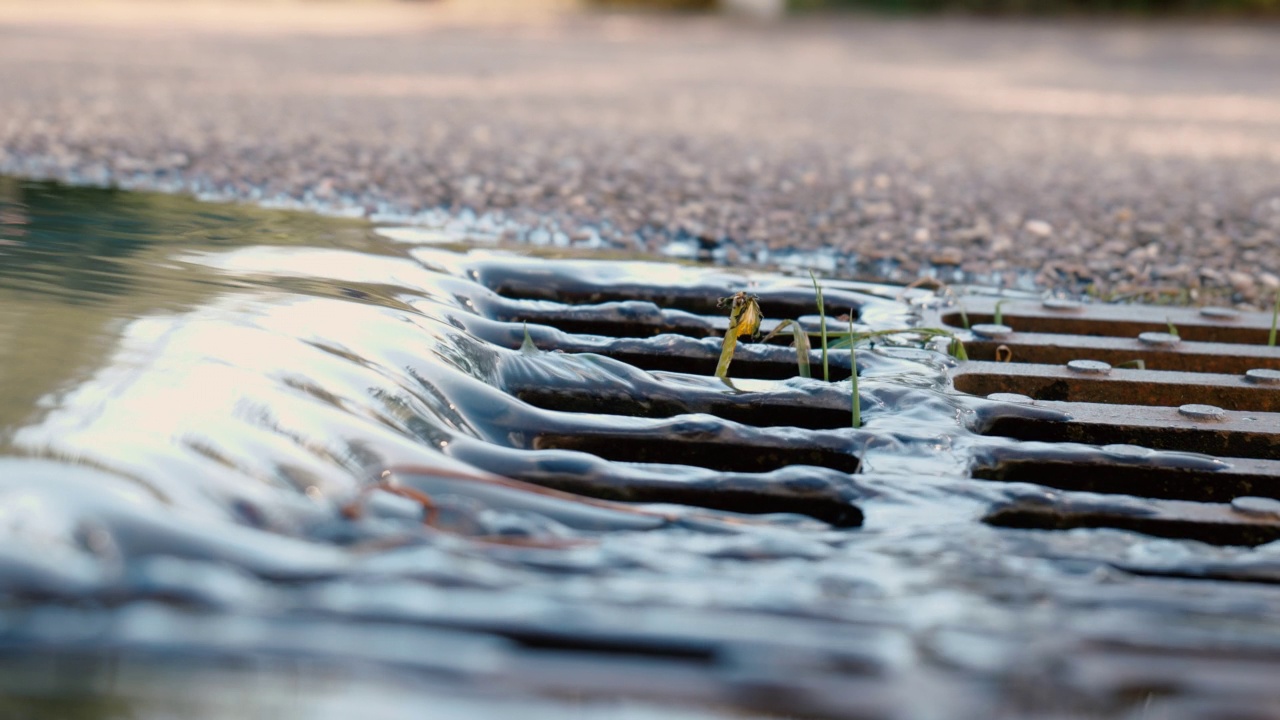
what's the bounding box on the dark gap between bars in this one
[972,459,1280,504]
[980,414,1279,460]
[532,433,861,475]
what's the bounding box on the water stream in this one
[3,178,1279,719]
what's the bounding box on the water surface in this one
[3,178,1279,719]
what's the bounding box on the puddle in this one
[4,178,1280,717]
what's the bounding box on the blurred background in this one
[559,0,1280,16]
[2,0,1279,300]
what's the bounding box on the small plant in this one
[521,322,538,353]
[1270,289,1280,348]
[714,291,763,378]
[810,271,830,382]
[714,274,971,430]
[1115,359,1146,370]
[716,291,813,380]
[1165,317,1179,337]
[849,312,860,428]
[993,298,1008,327]
[760,319,812,378]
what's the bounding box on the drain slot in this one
[973,458,1280,503]
[534,340,852,382]
[515,388,855,430]
[595,350,846,381]
[533,433,861,474]
[507,312,720,340]
[505,313,804,345]
[985,499,1280,547]
[496,284,833,320]
[483,272,867,321]
[527,472,864,527]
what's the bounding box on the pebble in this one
[1228,271,1257,296]
[1024,220,1053,238]
[930,247,963,265]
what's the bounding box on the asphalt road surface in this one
[2,2,1279,301]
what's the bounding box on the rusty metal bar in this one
[985,496,1280,547]
[954,361,1280,413]
[936,298,1277,345]
[979,401,1280,460]
[958,333,1280,373]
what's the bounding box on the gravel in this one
[2,2,1280,302]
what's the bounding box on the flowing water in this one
[3,178,1280,719]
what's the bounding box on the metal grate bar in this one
[986,495,1280,547]
[954,361,1280,412]
[938,297,1277,345]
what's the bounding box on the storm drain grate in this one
[928,298,1280,546]
[471,259,1280,552]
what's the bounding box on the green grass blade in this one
[790,322,812,378]
[828,334,853,350]
[520,323,538,354]
[1271,289,1280,347]
[993,299,1007,326]
[949,337,968,361]
[849,313,860,428]
[759,318,791,344]
[1166,317,1179,337]
[714,296,749,378]
[714,328,738,378]
[762,319,812,378]
[810,271,829,382]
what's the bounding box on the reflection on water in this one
[0,179,386,439]
[1,178,1278,718]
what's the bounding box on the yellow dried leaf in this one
[735,296,762,338]
[715,291,764,379]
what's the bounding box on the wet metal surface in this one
[5,180,1280,717]
[954,361,1280,412]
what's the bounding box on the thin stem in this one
[1270,289,1280,348]
[849,312,860,429]
[811,271,829,382]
